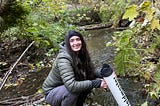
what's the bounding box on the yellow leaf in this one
[38,88,43,93]
[144,71,151,80]
[149,91,158,99]
[139,1,151,11]
[122,5,138,21]
[150,18,160,30]
[144,8,155,21]
[21,77,25,80]
[112,36,117,41]
[83,14,86,16]
[79,0,83,3]
[28,63,35,70]
[106,42,112,47]
[76,14,81,17]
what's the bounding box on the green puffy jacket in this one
[42,42,102,94]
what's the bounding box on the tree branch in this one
[0,41,35,91]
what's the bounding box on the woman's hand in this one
[100,79,107,91]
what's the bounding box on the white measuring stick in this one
[104,70,131,106]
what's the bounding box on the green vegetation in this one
[110,1,160,105]
[1,0,77,51]
[0,0,127,54]
[0,0,160,105]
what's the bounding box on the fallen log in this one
[78,23,113,31]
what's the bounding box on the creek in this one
[85,29,146,106]
[0,28,146,106]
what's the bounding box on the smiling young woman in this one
[42,30,109,106]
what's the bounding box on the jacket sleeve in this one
[94,68,103,78]
[57,53,93,93]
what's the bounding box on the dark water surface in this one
[0,29,146,106]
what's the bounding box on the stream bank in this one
[0,29,149,106]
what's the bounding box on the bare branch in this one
[0,41,35,91]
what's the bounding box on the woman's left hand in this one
[100,79,107,91]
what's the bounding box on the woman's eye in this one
[70,39,74,42]
[76,38,80,41]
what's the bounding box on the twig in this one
[31,97,45,106]
[0,41,35,90]
[0,93,44,105]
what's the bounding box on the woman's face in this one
[69,36,82,52]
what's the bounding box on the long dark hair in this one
[65,30,95,80]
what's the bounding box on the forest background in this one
[0,0,160,105]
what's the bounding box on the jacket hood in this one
[59,42,67,53]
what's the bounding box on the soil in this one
[0,39,53,105]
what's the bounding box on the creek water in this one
[85,29,146,106]
[0,29,146,106]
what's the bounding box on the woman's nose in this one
[73,40,79,44]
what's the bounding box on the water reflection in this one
[86,29,115,68]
